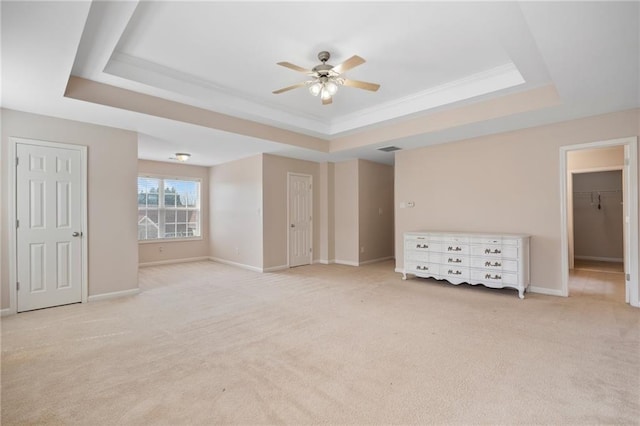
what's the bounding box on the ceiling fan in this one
[272,51,380,105]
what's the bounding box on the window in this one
[138,176,201,241]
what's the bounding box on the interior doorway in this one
[560,137,638,307]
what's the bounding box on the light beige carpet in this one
[1,260,639,425]
[574,259,625,274]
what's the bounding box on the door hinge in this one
[626,273,631,281]
[309,248,312,253]
[16,282,20,291]
[16,157,19,166]
[16,219,19,228]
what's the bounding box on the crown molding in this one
[105,51,331,137]
[329,63,525,135]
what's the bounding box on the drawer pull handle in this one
[416,265,429,271]
[484,261,502,267]
[448,258,462,263]
[484,248,502,254]
[485,274,502,280]
[448,269,462,275]
[416,244,429,249]
[448,246,462,252]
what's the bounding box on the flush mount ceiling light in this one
[173,152,191,162]
[273,51,380,105]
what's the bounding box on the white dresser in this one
[403,232,531,298]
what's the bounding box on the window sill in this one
[138,237,203,245]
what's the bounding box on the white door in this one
[16,143,83,312]
[288,174,312,267]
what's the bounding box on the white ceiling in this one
[2,1,639,166]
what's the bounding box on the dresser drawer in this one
[442,255,469,267]
[470,270,518,285]
[443,243,469,255]
[470,245,518,258]
[442,267,469,280]
[405,240,442,252]
[406,262,438,275]
[470,257,518,272]
[405,237,427,250]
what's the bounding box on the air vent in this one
[377,146,402,152]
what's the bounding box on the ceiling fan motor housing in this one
[313,64,333,76]
[317,51,331,63]
[313,51,334,76]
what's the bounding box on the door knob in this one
[72,231,82,237]
[290,224,295,228]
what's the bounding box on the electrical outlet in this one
[360,246,365,253]
[159,246,163,253]
[235,247,240,255]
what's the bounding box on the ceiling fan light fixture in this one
[320,87,332,100]
[309,82,322,96]
[325,80,338,96]
[174,152,191,162]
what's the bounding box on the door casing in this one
[7,137,88,315]
[560,137,639,307]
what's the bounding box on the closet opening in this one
[571,168,624,301]
[560,137,638,307]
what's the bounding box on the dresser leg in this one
[402,273,407,280]
[518,288,525,299]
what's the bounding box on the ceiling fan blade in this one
[277,61,312,74]
[322,96,333,105]
[332,55,365,74]
[343,79,380,92]
[272,82,307,94]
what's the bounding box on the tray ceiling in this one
[2,1,638,165]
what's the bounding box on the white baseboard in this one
[359,256,395,265]
[88,288,141,302]
[209,257,263,273]
[334,257,394,267]
[1,307,15,317]
[138,256,209,268]
[528,286,566,297]
[574,256,623,263]
[314,259,335,265]
[334,259,359,267]
[263,264,288,272]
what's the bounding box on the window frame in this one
[137,174,203,244]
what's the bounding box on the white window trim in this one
[138,174,202,243]
[138,236,204,245]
